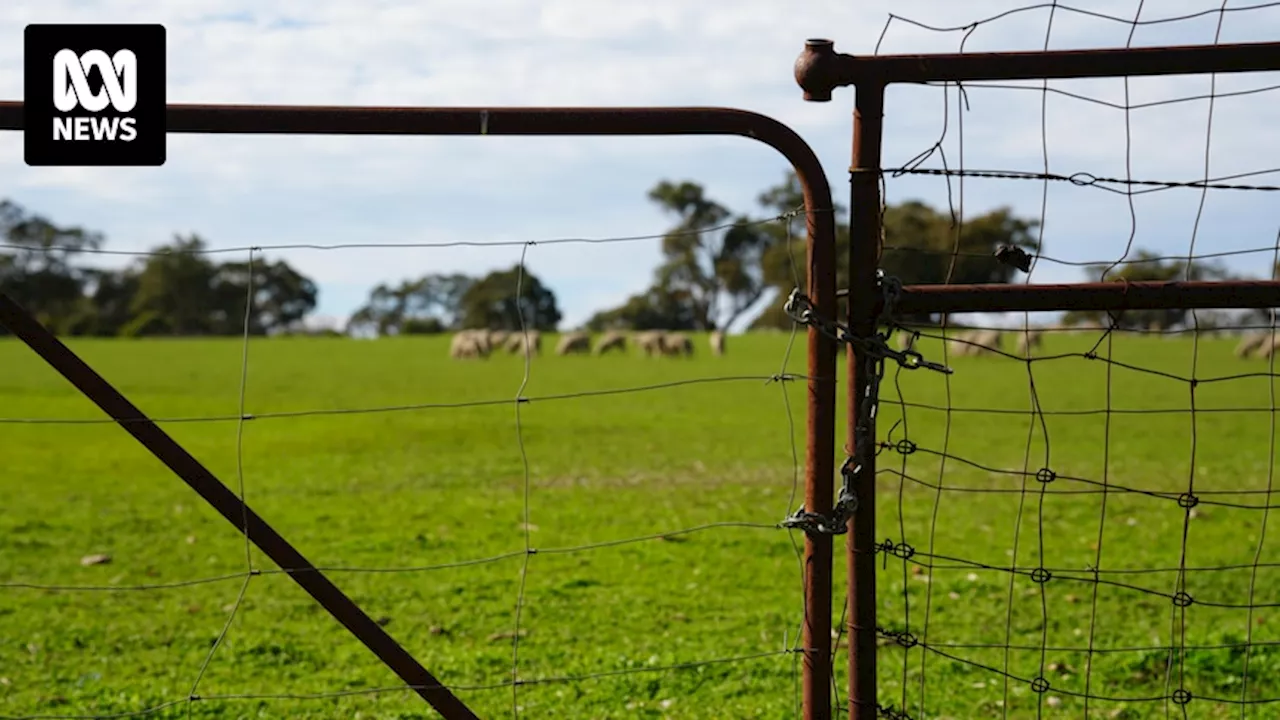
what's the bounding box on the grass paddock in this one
[2,328,1279,719]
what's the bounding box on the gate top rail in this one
[0,101,822,140]
[0,100,842,720]
[795,39,1280,100]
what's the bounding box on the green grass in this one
[1,328,1279,719]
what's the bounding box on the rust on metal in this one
[795,39,1280,101]
[0,292,480,719]
[6,101,840,143]
[799,24,1280,720]
[886,279,1280,315]
[0,100,840,720]
[846,81,886,720]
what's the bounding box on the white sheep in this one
[634,331,665,357]
[555,332,591,356]
[708,330,725,357]
[595,331,627,355]
[660,332,694,358]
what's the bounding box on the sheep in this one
[945,329,979,357]
[555,331,591,356]
[968,329,1003,356]
[709,330,726,357]
[1235,332,1270,359]
[660,332,694,358]
[1014,329,1043,357]
[594,331,627,356]
[505,330,542,358]
[1257,334,1280,360]
[634,330,665,357]
[449,330,489,360]
[487,329,510,348]
[466,329,492,356]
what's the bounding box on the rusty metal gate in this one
[0,103,843,718]
[789,37,1280,720]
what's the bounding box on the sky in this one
[2,0,1279,332]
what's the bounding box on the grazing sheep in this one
[505,330,542,357]
[945,329,978,357]
[487,329,510,348]
[594,331,627,355]
[449,330,490,360]
[1235,332,1270,359]
[556,332,591,356]
[634,330,665,357]
[1014,329,1043,357]
[969,329,1003,356]
[467,329,492,356]
[660,332,694,358]
[895,331,917,352]
[709,330,726,357]
[1257,335,1280,360]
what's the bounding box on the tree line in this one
[1,173,1261,338]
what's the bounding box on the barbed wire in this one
[856,1,1280,716]
[875,240,1280,269]
[879,166,1280,193]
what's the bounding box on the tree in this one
[1062,250,1233,330]
[0,199,104,334]
[0,200,321,337]
[122,235,317,337]
[213,258,319,335]
[751,174,1042,329]
[456,265,561,331]
[124,234,222,336]
[645,180,776,331]
[61,267,141,336]
[584,282,699,331]
[346,273,473,336]
[754,173,843,330]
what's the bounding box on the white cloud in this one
[2,0,1280,331]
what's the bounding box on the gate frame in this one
[794,38,1280,719]
[0,103,840,719]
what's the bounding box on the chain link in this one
[780,272,952,537]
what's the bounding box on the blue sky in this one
[3,0,1279,331]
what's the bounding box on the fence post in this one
[798,34,1280,717]
[846,80,886,720]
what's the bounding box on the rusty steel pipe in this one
[0,100,840,719]
[0,293,482,718]
[795,38,1280,101]
[879,279,1280,315]
[798,30,1280,718]
[846,82,885,720]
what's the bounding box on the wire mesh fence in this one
[802,2,1280,718]
[0,195,835,717]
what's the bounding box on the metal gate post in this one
[797,34,1280,720]
[846,79,886,720]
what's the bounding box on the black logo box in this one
[24,24,166,167]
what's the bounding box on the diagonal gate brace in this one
[0,292,479,720]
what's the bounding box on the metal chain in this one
[779,272,952,537]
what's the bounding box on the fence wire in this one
[843,2,1280,718]
[0,209,823,719]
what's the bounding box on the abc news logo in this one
[53,49,140,142]
[24,24,166,166]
